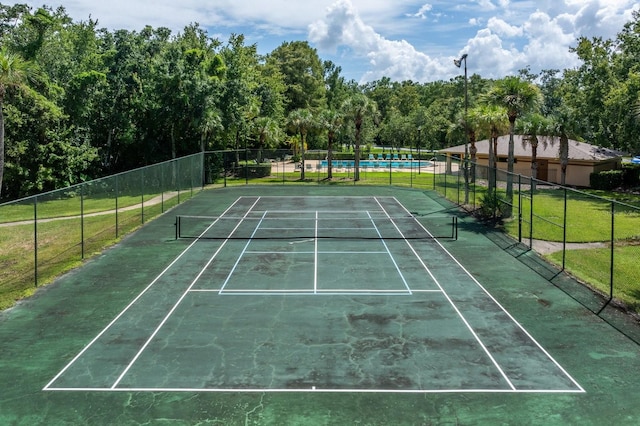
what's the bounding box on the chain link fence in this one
[2,148,638,318]
[204,149,640,317]
[0,153,203,308]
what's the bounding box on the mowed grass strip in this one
[548,244,640,311]
[0,191,196,310]
[509,189,640,242]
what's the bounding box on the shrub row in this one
[590,165,640,190]
[235,164,272,178]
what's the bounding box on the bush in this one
[476,191,508,220]
[622,164,640,187]
[590,170,624,190]
[236,163,272,178]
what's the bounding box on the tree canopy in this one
[1,4,639,200]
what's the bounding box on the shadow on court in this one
[1,185,639,424]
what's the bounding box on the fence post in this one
[161,165,164,213]
[190,155,194,198]
[432,160,436,190]
[562,188,567,270]
[81,185,85,259]
[115,174,119,239]
[34,195,38,287]
[529,178,534,246]
[141,168,145,224]
[457,166,461,205]
[597,202,616,315]
[518,175,522,243]
[177,159,181,204]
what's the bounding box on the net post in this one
[453,216,458,240]
[175,216,180,240]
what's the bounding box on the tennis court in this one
[2,186,640,424]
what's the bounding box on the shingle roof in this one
[441,135,623,162]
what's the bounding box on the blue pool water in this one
[319,160,432,168]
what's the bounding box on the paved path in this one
[530,239,607,254]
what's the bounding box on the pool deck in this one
[277,160,454,174]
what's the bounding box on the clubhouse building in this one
[440,135,623,187]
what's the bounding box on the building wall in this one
[471,155,620,187]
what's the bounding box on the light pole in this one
[454,53,469,205]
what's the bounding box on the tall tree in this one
[0,47,37,197]
[467,104,508,195]
[252,116,281,163]
[287,108,314,180]
[219,34,260,162]
[516,113,552,187]
[342,94,378,181]
[318,109,343,179]
[484,77,541,216]
[547,105,585,186]
[266,41,326,113]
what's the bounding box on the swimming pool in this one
[319,160,432,169]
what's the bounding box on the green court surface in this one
[1,186,639,424]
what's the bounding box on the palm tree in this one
[517,113,552,188]
[468,105,508,195]
[287,109,314,180]
[484,77,542,216]
[318,109,343,179]
[342,94,378,181]
[252,116,281,163]
[548,106,584,186]
[197,108,223,153]
[0,48,37,198]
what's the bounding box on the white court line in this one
[375,197,517,391]
[217,210,268,295]
[109,197,263,389]
[245,251,388,254]
[42,197,248,391]
[189,288,424,295]
[366,211,413,295]
[390,196,584,393]
[44,386,586,394]
[218,292,413,296]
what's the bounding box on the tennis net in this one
[175,214,458,241]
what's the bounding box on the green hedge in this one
[590,170,624,190]
[622,164,640,187]
[236,163,272,178]
[590,166,640,190]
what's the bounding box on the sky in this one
[8,0,640,83]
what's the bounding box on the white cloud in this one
[7,0,640,83]
[487,17,523,37]
[406,3,433,19]
[521,11,579,71]
[309,0,449,82]
[463,28,525,78]
[475,0,498,11]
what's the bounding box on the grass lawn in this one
[548,245,640,311]
[507,188,640,242]
[497,186,640,313]
[0,190,197,310]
